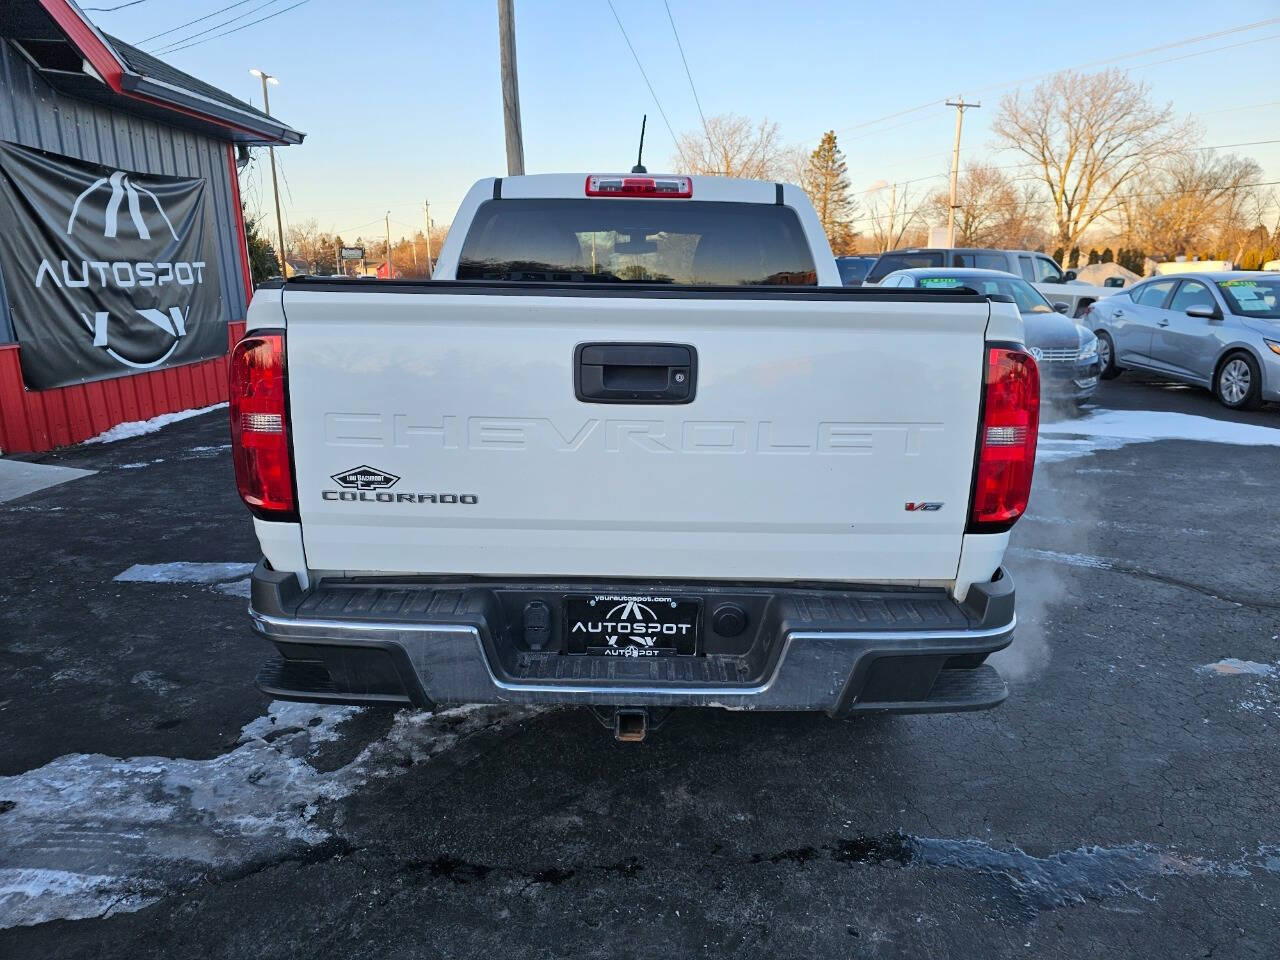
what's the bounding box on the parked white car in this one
[866,248,1123,318]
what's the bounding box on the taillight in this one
[229,332,296,521]
[968,345,1039,533]
[585,174,692,198]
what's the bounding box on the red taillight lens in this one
[585,174,693,198]
[229,332,296,520]
[969,346,1039,533]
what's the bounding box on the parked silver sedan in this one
[876,267,1100,406]
[1087,271,1280,409]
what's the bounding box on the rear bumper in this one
[248,563,1016,718]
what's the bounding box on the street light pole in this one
[945,97,980,249]
[251,68,287,276]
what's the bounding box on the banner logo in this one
[67,170,180,241]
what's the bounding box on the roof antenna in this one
[631,114,647,174]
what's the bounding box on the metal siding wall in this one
[0,38,248,347]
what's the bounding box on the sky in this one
[84,0,1280,243]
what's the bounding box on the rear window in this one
[1133,280,1176,307]
[456,199,817,285]
[867,252,945,282]
[952,252,1008,271]
[835,256,876,285]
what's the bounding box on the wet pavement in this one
[1,375,1277,958]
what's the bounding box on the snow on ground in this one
[1195,656,1280,717]
[1196,659,1277,678]
[114,562,255,585]
[0,701,542,929]
[84,403,227,445]
[1037,409,1280,463]
[1008,547,1114,570]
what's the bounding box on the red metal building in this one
[0,0,302,453]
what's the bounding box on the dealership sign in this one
[0,141,225,389]
[339,246,364,261]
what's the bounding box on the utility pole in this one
[250,69,286,275]
[945,97,980,249]
[497,0,525,175]
[423,199,433,278]
[886,181,897,253]
[384,211,393,279]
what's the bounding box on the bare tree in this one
[1134,150,1263,257]
[925,163,1045,249]
[673,113,784,179]
[992,69,1190,251]
[865,181,923,252]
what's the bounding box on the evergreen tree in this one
[1101,247,1114,263]
[243,203,280,284]
[1117,247,1146,275]
[801,131,857,254]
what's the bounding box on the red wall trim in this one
[125,85,278,142]
[0,323,244,455]
[227,143,254,308]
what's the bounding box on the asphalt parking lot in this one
[2,373,1278,959]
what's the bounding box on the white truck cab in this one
[230,173,1038,738]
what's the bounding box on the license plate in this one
[564,594,700,657]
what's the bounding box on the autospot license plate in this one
[564,594,700,657]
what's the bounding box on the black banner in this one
[0,141,226,389]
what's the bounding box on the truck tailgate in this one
[282,286,991,582]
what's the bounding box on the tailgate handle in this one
[574,342,697,404]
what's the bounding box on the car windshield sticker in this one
[919,277,963,288]
[1218,280,1274,312]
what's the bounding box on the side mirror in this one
[1053,302,1070,314]
[1185,304,1221,321]
[1063,270,1077,282]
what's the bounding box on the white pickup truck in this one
[230,173,1039,740]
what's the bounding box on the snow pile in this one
[85,403,226,444]
[0,701,542,928]
[1037,409,1280,463]
[113,562,255,585]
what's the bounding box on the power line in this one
[831,17,1280,140]
[606,0,689,169]
[150,0,287,52]
[850,179,1280,228]
[82,0,153,10]
[156,0,311,56]
[1129,31,1280,70]
[135,0,260,46]
[662,0,709,140]
[969,18,1280,98]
